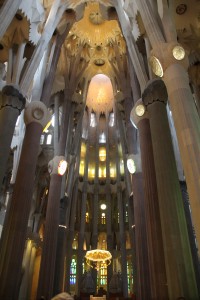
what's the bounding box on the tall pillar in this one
[116,186,128,298]
[131,100,168,299]
[105,111,113,292]
[37,156,67,300]
[136,0,200,255]
[130,157,151,300]
[53,196,68,296]
[76,117,90,296]
[0,101,49,299]
[142,78,198,299]
[0,85,25,188]
[37,92,72,300]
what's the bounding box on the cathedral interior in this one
[0,0,200,299]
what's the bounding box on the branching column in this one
[136,0,200,255]
[142,79,198,299]
[37,94,72,300]
[0,101,49,299]
[131,100,168,299]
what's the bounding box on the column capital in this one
[0,85,26,112]
[130,98,149,128]
[24,101,51,128]
[142,79,168,106]
[149,42,189,77]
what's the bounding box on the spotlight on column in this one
[58,160,68,176]
[127,154,136,174]
[149,55,163,77]
[135,103,146,117]
[172,45,185,60]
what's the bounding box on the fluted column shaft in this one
[136,0,200,254]
[143,79,198,299]
[37,94,71,299]
[131,101,168,299]
[53,197,68,295]
[131,172,151,300]
[0,115,44,299]
[117,187,128,298]
[0,85,25,188]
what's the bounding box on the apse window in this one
[70,257,77,285]
[90,112,96,127]
[46,134,52,145]
[109,112,115,127]
[99,132,106,143]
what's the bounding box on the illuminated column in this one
[76,116,90,296]
[65,178,79,292]
[19,239,37,300]
[53,196,68,296]
[115,108,129,297]
[0,101,49,299]
[189,64,200,115]
[91,112,100,288]
[131,100,168,299]
[0,85,25,188]
[105,111,113,291]
[128,154,151,299]
[37,156,68,300]
[54,110,83,295]
[142,78,198,299]
[136,0,200,256]
[37,86,72,299]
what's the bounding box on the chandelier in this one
[85,249,112,271]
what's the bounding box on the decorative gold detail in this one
[135,104,145,117]
[89,11,104,25]
[85,249,112,270]
[149,56,163,77]
[32,108,44,120]
[172,45,185,60]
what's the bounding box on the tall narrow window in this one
[101,212,106,224]
[70,257,77,285]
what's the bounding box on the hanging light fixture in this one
[85,249,112,271]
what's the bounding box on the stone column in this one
[136,0,200,255]
[105,112,113,292]
[116,186,128,298]
[37,156,68,300]
[76,121,89,296]
[130,155,151,300]
[142,79,198,299]
[130,100,168,299]
[0,101,49,299]
[53,196,68,295]
[91,112,100,289]
[0,85,25,188]
[77,182,88,296]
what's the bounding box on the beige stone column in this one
[0,101,49,299]
[142,78,198,299]
[135,0,200,255]
[131,100,168,299]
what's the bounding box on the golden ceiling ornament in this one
[68,2,122,48]
[85,249,112,271]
